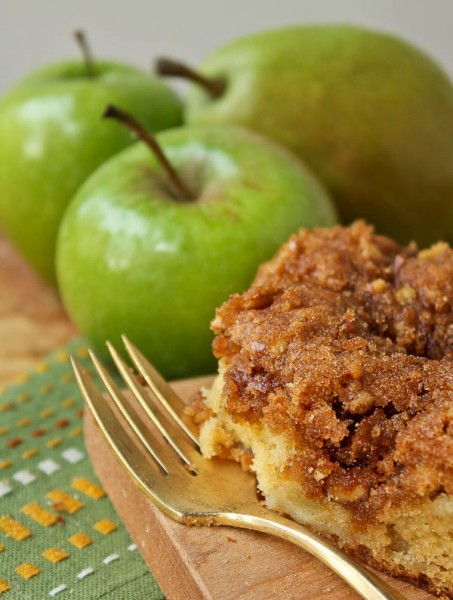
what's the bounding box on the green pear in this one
[158,25,453,247]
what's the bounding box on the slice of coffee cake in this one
[197,221,453,598]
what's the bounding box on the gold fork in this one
[71,336,407,600]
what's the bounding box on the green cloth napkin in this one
[0,339,164,599]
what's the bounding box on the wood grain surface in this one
[0,230,76,387]
[85,380,434,600]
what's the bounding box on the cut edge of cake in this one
[199,363,453,598]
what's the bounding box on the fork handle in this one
[220,510,407,600]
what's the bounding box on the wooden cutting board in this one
[84,383,434,600]
[0,231,76,387]
[0,231,435,599]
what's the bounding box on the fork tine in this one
[105,342,197,468]
[79,351,194,476]
[122,335,199,445]
[71,357,185,520]
[71,355,169,474]
[82,351,171,473]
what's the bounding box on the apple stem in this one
[74,29,96,77]
[155,57,226,99]
[103,104,193,201]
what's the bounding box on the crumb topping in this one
[211,221,453,522]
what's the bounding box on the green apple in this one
[0,54,182,284]
[157,24,453,247]
[56,120,336,379]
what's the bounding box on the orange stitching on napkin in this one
[17,392,30,403]
[56,352,70,362]
[0,427,8,436]
[6,437,22,448]
[0,402,14,413]
[15,562,40,579]
[21,503,58,527]
[31,428,47,438]
[35,362,50,373]
[69,533,92,548]
[40,383,53,394]
[61,372,74,384]
[47,437,62,448]
[72,478,105,500]
[47,490,84,514]
[62,398,75,408]
[55,419,69,429]
[0,461,12,469]
[93,520,117,535]
[0,543,5,552]
[0,579,11,593]
[0,516,32,540]
[21,449,38,459]
[40,408,54,418]
[16,418,31,427]
[42,547,69,563]
[69,426,83,437]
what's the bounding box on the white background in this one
[1,0,453,96]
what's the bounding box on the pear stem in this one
[74,29,96,77]
[103,104,193,201]
[155,57,226,99]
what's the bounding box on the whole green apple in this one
[56,123,336,379]
[157,24,453,247]
[0,58,182,284]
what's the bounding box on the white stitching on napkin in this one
[13,469,36,484]
[61,448,84,464]
[102,553,120,565]
[38,458,60,475]
[0,480,12,497]
[49,584,67,596]
[76,567,95,580]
